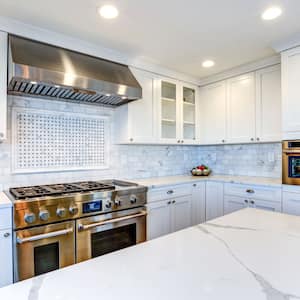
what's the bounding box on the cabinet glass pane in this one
[183,87,195,140]
[161,81,176,139]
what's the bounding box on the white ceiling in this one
[1,0,300,79]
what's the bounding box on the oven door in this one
[76,208,146,263]
[14,220,75,282]
[282,151,300,185]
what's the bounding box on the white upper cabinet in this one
[199,81,227,144]
[227,73,256,144]
[0,31,7,143]
[282,47,300,139]
[157,78,199,144]
[255,65,281,142]
[114,68,156,144]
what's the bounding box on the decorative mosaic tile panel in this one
[12,108,109,173]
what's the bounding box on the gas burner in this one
[10,181,115,200]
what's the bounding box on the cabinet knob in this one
[244,199,249,204]
[250,200,255,205]
[256,137,260,141]
[181,140,184,143]
[193,183,197,187]
[167,201,172,205]
[177,140,181,143]
[222,139,225,143]
[251,138,254,141]
[167,190,174,194]
[129,138,133,142]
[3,232,10,238]
[172,200,176,204]
[0,132,4,138]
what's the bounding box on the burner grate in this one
[10,181,115,199]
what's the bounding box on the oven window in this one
[34,242,59,276]
[289,156,300,178]
[91,224,136,258]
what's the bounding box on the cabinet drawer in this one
[0,207,12,230]
[148,184,192,203]
[224,183,281,202]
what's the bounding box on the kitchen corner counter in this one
[134,174,282,189]
[0,192,12,208]
[1,208,300,299]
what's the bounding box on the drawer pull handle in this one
[3,232,10,238]
[167,201,172,205]
[246,189,255,194]
[167,190,174,194]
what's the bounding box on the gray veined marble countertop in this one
[1,208,300,300]
[133,174,282,189]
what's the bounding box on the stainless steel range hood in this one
[7,35,142,107]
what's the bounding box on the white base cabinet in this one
[0,206,13,288]
[224,183,282,215]
[283,191,300,216]
[205,182,224,221]
[191,182,206,225]
[147,194,192,240]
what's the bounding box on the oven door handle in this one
[78,210,147,231]
[16,228,74,244]
[282,150,300,154]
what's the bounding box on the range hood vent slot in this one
[7,35,142,107]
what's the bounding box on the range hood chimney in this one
[7,35,142,107]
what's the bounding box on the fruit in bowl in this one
[191,165,211,176]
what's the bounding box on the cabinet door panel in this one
[191,182,206,225]
[250,199,281,212]
[282,47,300,138]
[0,31,7,142]
[227,73,256,143]
[283,192,300,216]
[128,68,155,143]
[256,65,281,142]
[0,229,13,287]
[206,182,224,221]
[171,195,192,232]
[199,81,227,144]
[146,200,171,240]
[224,195,248,215]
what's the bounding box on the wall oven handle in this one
[78,210,147,231]
[282,150,300,154]
[16,228,74,244]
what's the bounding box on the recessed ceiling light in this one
[106,93,111,97]
[202,60,215,68]
[262,6,282,20]
[98,5,119,19]
[30,81,37,85]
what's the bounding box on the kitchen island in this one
[1,208,300,300]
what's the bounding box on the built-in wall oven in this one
[282,140,300,185]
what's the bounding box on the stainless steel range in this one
[7,180,147,282]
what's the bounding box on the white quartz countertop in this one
[0,192,12,208]
[134,174,282,189]
[1,208,300,300]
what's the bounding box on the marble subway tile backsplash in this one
[0,96,282,191]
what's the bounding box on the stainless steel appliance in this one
[7,180,147,281]
[282,140,300,185]
[7,35,142,106]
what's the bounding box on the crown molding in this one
[272,32,300,53]
[0,16,200,85]
[198,55,280,86]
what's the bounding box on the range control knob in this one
[105,201,112,209]
[130,195,138,204]
[114,198,122,206]
[24,212,36,224]
[39,210,50,221]
[56,207,66,218]
[69,205,79,215]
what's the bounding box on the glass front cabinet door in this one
[157,79,198,144]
